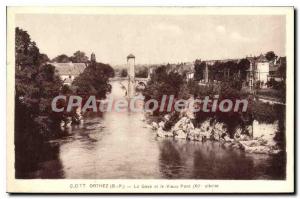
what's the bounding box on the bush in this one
[249,101,285,124]
[142,65,185,116]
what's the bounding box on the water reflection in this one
[157,139,285,179]
[18,142,64,179]
[158,139,184,178]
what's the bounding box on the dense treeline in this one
[194,59,250,84]
[15,27,64,177]
[14,27,114,177]
[51,51,89,63]
[15,27,64,137]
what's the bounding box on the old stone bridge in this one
[109,54,150,97]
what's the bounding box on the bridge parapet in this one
[109,77,148,83]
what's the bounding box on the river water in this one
[25,81,286,179]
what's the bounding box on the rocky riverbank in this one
[147,114,281,155]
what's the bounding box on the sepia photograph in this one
[6,7,294,193]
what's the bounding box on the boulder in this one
[240,134,251,141]
[199,120,213,134]
[164,114,171,121]
[234,128,243,140]
[173,117,194,131]
[174,129,187,139]
[213,122,227,141]
[210,130,220,141]
[158,121,165,128]
[223,135,233,142]
[151,122,159,130]
[60,121,65,128]
[172,116,196,140]
[157,127,173,137]
[239,140,260,147]
[157,127,165,137]
[187,122,195,131]
[187,128,199,140]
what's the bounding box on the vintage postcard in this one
[6,7,294,193]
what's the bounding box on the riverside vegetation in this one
[142,65,286,155]
[15,28,114,177]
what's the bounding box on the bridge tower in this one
[127,54,135,98]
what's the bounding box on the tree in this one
[277,60,286,80]
[209,61,222,81]
[237,58,250,79]
[15,27,43,70]
[224,61,238,80]
[72,62,114,99]
[135,66,148,78]
[120,68,128,77]
[184,80,217,98]
[52,54,71,63]
[194,59,206,81]
[39,53,50,63]
[265,51,276,61]
[15,28,63,134]
[15,27,64,177]
[70,51,89,63]
[142,65,185,115]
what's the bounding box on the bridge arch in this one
[136,81,146,90]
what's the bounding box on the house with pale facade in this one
[52,62,87,85]
[51,53,97,85]
[246,54,271,90]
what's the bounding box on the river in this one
[24,81,286,179]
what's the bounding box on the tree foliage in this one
[277,59,286,80]
[237,58,250,80]
[52,51,89,63]
[265,51,276,61]
[135,66,148,78]
[70,50,89,63]
[52,54,71,63]
[15,27,64,176]
[72,62,114,99]
[142,65,185,115]
[120,68,128,77]
[194,59,205,81]
[15,27,63,134]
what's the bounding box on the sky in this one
[15,14,286,65]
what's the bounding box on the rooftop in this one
[256,54,268,62]
[127,54,135,59]
[51,62,86,76]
